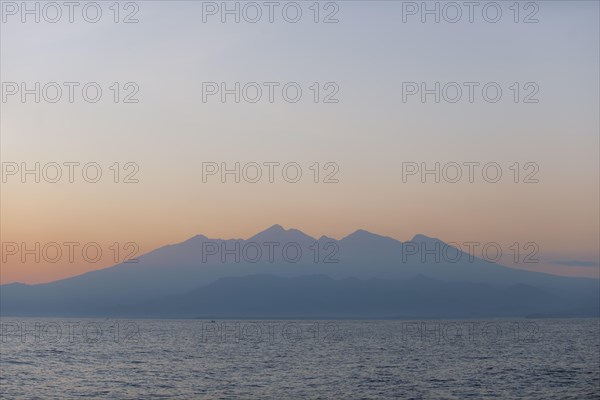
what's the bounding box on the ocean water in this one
[0,318,598,399]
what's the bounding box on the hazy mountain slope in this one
[1,225,598,317]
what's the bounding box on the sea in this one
[0,318,598,399]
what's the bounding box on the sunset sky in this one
[1,1,598,283]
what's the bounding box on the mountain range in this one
[1,225,598,318]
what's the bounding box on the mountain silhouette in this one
[117,274,582,319]
[1,225,598,317]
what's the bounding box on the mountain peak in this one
[249,224,316,242]
[407,235,454,251]
[318,235,336,241]
[410,234,438,242]
[342,229,396,241]
[267,224,285,232]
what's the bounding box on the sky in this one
[1,0,599,283]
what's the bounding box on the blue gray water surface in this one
[1,318,598,399]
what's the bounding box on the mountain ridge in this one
[1,225,598,317]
